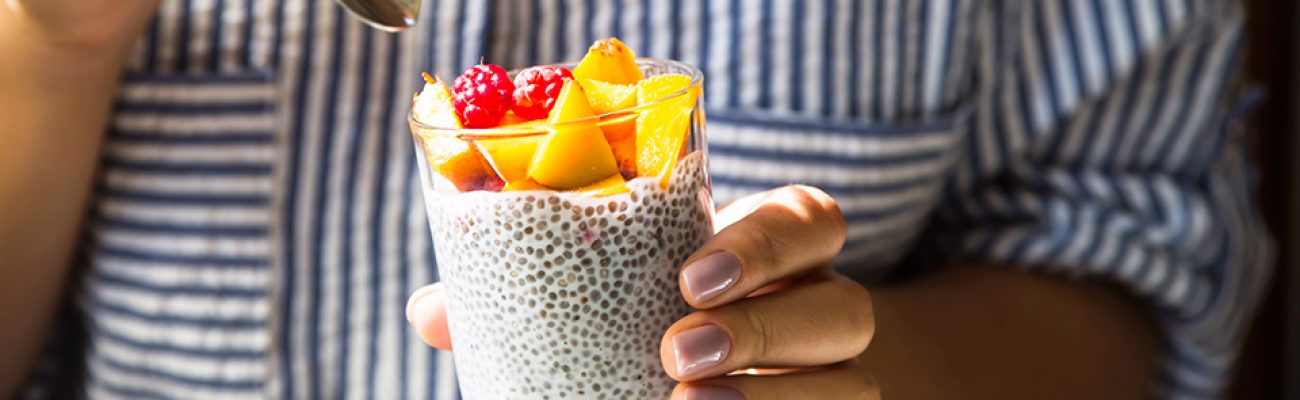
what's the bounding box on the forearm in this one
[861,266,1158,399]
[0,4,153,393]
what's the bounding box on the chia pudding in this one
[417,151,713,399]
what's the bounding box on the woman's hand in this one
[660,185,877,399]
[407,185,878,399]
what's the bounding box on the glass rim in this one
[408,58,703,138]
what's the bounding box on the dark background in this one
[1233,1,1297,399]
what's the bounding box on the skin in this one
[0,0,159,394]
[408,185,1158,399]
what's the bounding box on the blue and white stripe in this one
[83,75,276,399]
[23,1,1266,399]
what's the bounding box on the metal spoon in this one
[335,0,421,32]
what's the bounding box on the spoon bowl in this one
[335,0,421,32]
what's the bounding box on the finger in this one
[680,185,846,308]
[406,283,453,350]
[671,362,879,400]
[660,276,874,380]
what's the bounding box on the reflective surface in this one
[335,0,420,32]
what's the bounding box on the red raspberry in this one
[510,66,574,120]
[452,64,515,128]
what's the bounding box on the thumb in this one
[407,283,453,350]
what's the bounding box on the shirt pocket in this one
[705,98,975,279]
[80,72,278,398]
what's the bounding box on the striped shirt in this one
[20,1,1272,399]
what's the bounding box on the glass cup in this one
[409,59,712,399]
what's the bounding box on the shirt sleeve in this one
[926,2,1274,398]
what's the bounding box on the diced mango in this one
[412,75,463,129]
[412,76,493,191]
[598,113,638,178]
[579,78,639,114]
[421,135,490,192]
[474,134,545,185]
[503,178,548,192]
[573,38,644,85]
[527,81,620,189]
[498,111,534,126]
[635,74,697,185]
[575,174,629,197]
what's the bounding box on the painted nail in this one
[684,386,746,400]
[406,284,443,324]
[681,252,741,302]
[672,324,731,377]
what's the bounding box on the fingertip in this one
[408,283,453,350]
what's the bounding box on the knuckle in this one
[783,185,847,240]
[730,219,785,273]
[844,363,881,400]
[739,306,776,364]
[836,279,876,351]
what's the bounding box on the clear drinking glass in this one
[409,59,712,399]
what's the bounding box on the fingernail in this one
[682,252,741,302]
[406,284,443,324]
[672,324,731,377]
[684,386,745,400]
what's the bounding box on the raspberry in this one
[452,64,515,128]
[510,66,574,120]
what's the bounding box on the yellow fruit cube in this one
[575,174,629,197]
[503,178,548,192]
[474,134,544,185]
[635,74,697,185]
[527,81,620,189]
[412,74,463,129]
[579,78,639,115]
[598,113,638,177]
[412,75,493,191]
[573,38,645,85]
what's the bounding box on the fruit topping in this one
[574,174,629,196]
[413,37,700,194]
[452,64,515,128]
[412,73,463,128]
[527,80,620,189]
[511,66,573,120]
[503,178,548,192]
[635,74,697,186]
[412,76,494,192]
[474,134,544,185]
[597,113,638,179]
[578,78,638,114]
[573,38,644,85]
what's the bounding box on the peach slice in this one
[527,80,620,189]
[575,174,629,196]
[597,113,638,178]
[573,38,644,85]
[579,78,638,114]
[635,74,697,186]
